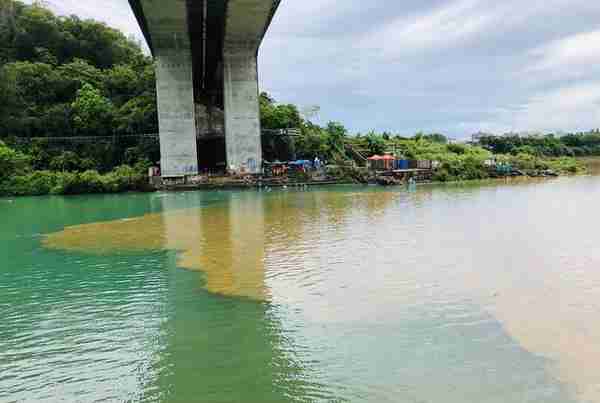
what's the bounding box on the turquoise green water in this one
[2,177,600,402]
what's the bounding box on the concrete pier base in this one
[223,49,261,174]
[140,0,198,177]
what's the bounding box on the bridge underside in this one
[129,0,280,175]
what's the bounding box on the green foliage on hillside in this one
[71,83,114,135]
[0,0,157,142]
[0,0,143,67]
[259,92,302,130]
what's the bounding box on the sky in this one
[31,0,600,137]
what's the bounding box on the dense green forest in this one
[0,0,159,170]
[0,0,157,136]
[0,0,162,194]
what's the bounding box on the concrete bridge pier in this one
[156,48,199,177]
[223,0,277,175]
[223,46,261,174]
[129,0,280,176]
[141,0,199,177]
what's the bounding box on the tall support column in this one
[223,0,277,174]
[223,47,261,174]
[140,0,198,177]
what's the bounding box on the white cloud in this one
[472,82,600,134]
[512,82,600,131]
[528,30,600,77]
[360,0,494,58]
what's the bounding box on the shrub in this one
[547,157,582,174]
[432,168,450,182]
[49,151,97,172]
[509,153,549,171]
[0,163,152,197]
[50,172,81,195]
[0,171,59,196]
[78,170,105,193]
[0,141,31,182]
[447,143,468,155]
[326,163,368,183]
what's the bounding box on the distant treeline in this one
[477,132,600,157]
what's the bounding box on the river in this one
[1,173,600,402]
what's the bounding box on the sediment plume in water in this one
[44,204,269,300]
[485,261,600,402]
[43,186,600,401]
[43,191,378,300]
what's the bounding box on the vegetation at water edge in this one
[0,141,151,196]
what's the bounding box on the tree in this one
[296,122,331,159]
[364,131,386,155]
[71,83,114,135]
[4,61,62,106]
[0,66,19,133]
[104,64,143,106]
[49,150,95,172]
[57,58,104,96]
[115,94,158,134]
[59,15,144,68]
[325,121,347,156]
[1,0,143,68]
[40,103,72,136]
[325,121,347,138]
[259,92,303,130]
[423,133,448,144]
[12,2,62,63]
[0,140,30,182]
[0,1,160,175]
[447,143,468,155]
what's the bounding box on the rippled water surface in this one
[2,175,600,402]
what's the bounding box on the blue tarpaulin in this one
[289,160,312,167]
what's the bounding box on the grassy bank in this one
[427,155,584,183]
[342,136,585,183]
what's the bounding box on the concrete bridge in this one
[128,0,281,176]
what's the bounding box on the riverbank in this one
[157,177,355,192]
[151,166,581,193]
[0,140,593,197]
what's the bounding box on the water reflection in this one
[44,189,398,300]
[45,197,260,299]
